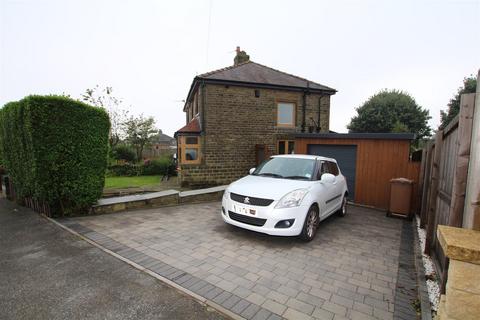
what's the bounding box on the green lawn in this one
[104,175,161,189]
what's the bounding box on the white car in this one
[221,154,348,241]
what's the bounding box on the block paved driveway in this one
[60,203,417,320]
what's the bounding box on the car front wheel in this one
[300,205,319,242]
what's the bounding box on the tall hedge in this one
[0,95,110,216]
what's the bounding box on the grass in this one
[104,175,162,189]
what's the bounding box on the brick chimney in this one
[234,46,250,66]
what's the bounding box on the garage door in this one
[307,144,357,200]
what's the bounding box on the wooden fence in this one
[419,92,477,291]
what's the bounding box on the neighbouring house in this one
[174,47,337,187]
[143,130,176,159]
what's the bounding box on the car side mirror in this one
[321,173,335,184]
[249,168,256,175]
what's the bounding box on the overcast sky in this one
[1,0,479,136]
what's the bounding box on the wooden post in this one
[448,93,476,227]
[420,142,433,227]
[425,131,443,254]
[463,71,480,230]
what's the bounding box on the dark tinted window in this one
[288,141,295,154]
[185,137,198,145]
[278,141,285,154]
[328,161,339,176]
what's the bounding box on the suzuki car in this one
[221,154,348,241]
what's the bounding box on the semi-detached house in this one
[175,48,336,187]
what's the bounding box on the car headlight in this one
[223,190,230,200]
[275,189,309,209]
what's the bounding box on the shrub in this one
[0,95,110,216]
[142,157,176,176]
[107,163,143,177]
[112,145,136,163]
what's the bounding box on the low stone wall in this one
[179,186,225,204]
[91,186,227,215]
[436,225,480,320]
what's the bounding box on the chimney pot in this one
[236,46,240,53]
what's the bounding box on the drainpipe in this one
[201,80,206,164]
[301,92,307,133]
[317,95,323,133]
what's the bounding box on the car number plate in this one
[233,204,256,216]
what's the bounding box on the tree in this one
[82,85,129,147]
[124,115,157,161]
[347,89,431,146]
[440,75,477,129]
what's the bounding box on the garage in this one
[307,144,357,201]
[295,133,421,210]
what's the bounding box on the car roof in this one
[272,154,337,163]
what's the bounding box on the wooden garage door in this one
[307,144,357,200]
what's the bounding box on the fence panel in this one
[419,92,477,291]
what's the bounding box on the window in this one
[277,140,295,154]
[327,161,339,176]
[277,102,295,127]
[178,136,201,164]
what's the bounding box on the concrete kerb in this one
[45,215,244,320]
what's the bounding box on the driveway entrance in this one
[61,203,418,320]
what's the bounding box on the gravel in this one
[415,215,440,311]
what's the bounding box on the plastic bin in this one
[387,178,413,219]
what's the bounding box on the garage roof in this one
[295,133,416,140]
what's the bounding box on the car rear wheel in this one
[300,205,319,242]
[338,195,347,217]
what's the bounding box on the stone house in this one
[175,48,336,187]
[142,130,176,159]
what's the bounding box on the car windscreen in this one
[253,157,315,180]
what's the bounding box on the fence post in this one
[425,131,443,254]
[448,93,476,227]
[463,71,480,230]
[420,142,433,227]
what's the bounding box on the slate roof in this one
[197,61,336,92]
[151,132,176,145]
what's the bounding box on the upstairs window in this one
[277,102,295,127]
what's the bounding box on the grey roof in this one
[151,132,175,144]
[198,61,336,92]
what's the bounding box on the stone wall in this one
[436,225,480,320]
[179,84,331,187]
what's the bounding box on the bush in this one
[0,95,110,216]
[107,163,143,177]
[142,158,171,176]
[112,145,136,163]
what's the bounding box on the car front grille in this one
[230,193,274,207]
[228,211,267,227]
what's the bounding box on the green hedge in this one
[112,145,137,163]
[107,158,176,177]
[0,95,110,216]
[107,163,143,176]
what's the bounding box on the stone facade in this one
[436,225,480,320]
[178,84,331,187]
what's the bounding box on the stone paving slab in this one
[60,202,419,320]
